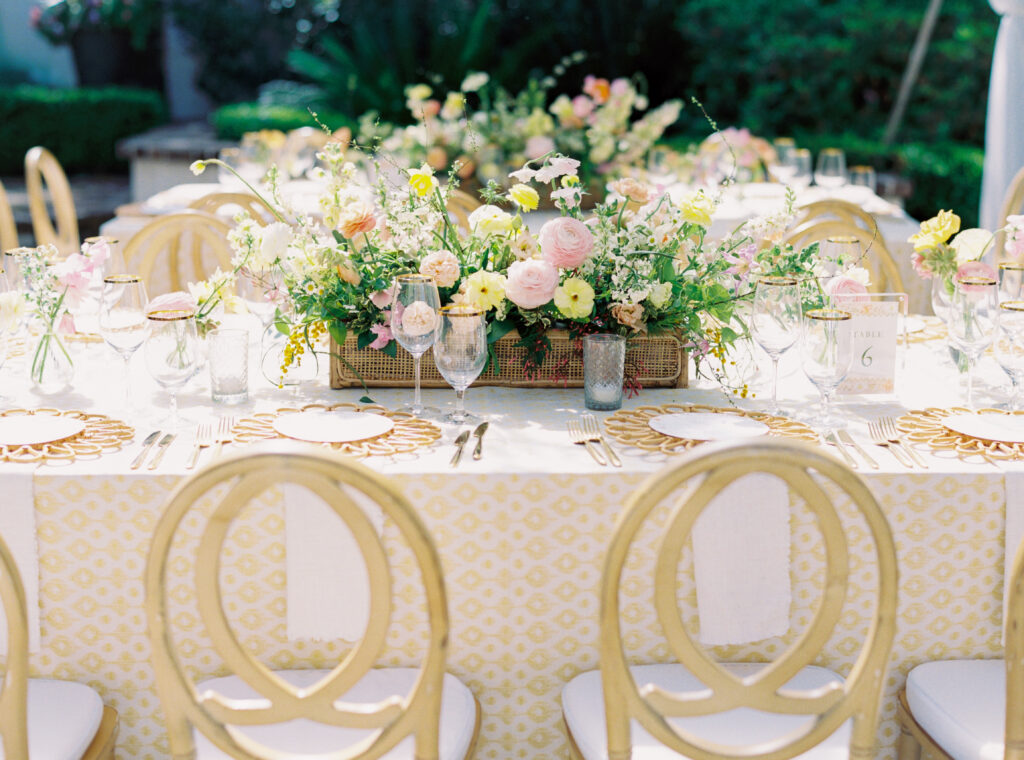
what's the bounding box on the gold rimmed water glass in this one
[769,137,796,183]
[99,275,149,408]
[790,148,813,191]
[820,235,863,272]
[814,148,847,190]
[751,275,802,415]
[433,305,488,424]
[801,308,854,428]
[390,273,441,417]
[848,165,877,193]
[996,301,1024,409]
[144,309,199,430]
[949,275,998,408]
[999,262,1024,302]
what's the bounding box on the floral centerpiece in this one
[908,210,997,296]
[690,127,778,185]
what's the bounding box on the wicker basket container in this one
[330,329,688,389]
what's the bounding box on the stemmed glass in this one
[433,305,488,424]
[99,275,149,409]
[390,274,441,417]
[995,301,1024,409]
[999,263,1024,302]
[801,308,854,428]
[790,149,813,191]
[769,137,796,183]
[814,148,847,190]
[948,275,999,408]
[750,276,802,415]
[144,309,199,430]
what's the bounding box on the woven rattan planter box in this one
[329,329,688,389]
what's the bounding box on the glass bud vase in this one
[28,326,74,393]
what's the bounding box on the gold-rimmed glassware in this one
[751,275,802,415]
[769,137,797,184]
[999,262,1024,302]
[3,247,32,294]
[790,148,813,191]
[996,301,1024,409]
[433,305,488,424]
[390,273,440,417]
[144,309,199,430]
[801,308,854,428]
[814,148,847,190]
[99,275,149,409]
[848,165,877,193]
[949,275,999,408]
[820,235,863,272]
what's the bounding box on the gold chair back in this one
[188,192,275,225]
[0,179,18,254]
[599,439,897,760]
[447,189,481,231]
[0,532,32,760]
[25,146,79,255]
[122,210,233,294]
[995,165,1024,264]
[145,442,451,760]
[792,200,877,233]
[784,217,905,294]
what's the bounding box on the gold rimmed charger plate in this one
[603,404,817,454]
[0,408,134,463]
[230,403,442,457]
[897,407,1024,461]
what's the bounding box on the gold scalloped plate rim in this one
[0,408,135,463]
[896,406,1024,460]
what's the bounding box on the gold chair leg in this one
[80,705,119,760]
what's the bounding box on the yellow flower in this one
[554,278,595,319]
[910,209,961,252]
[561,174,580,188]
[408,164,438,198]
[405,83,433,102]
[508,183,540,212]
[678,190,714,227]
[464,270,507,311]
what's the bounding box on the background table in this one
[0,326,1010,760]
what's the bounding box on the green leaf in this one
[487,319,516,344]
[359,395,375,404]
[356,331,374,350]
[381,340,398,358]
[327,321,347,346]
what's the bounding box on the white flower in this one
[0,291,26,333]
[460,72,489,92]
[844,266,871,286]
[189,160,207,176]
[950,228,994,264]
[401,301,437,336]
[257,222,293,269]
[646,281,672,309]
[468,204,514,235]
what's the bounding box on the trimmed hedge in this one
[213,102,353,141]
[0,86,166,174]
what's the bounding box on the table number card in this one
[837,300,900,394]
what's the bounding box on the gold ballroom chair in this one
[145,443,481,759]
[188,192,276,225]
[121,210,234,295]
[995,165,1024,264]
[0,531,118,758]
[562,439,898,760]
[0,179,19,253]
[25,146,79,256]
[446,189,481,231]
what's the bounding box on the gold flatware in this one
[130,430,161,470]
[213,417,234,459]
[568,419,607,466]
[147,433,176,471]
[450,430,470,467]
[826,431,858,469]
[837,429,878,469]
[471,421,489,461]
[581,413,621,467]
[879,416,928,469]
[867,421,913,468]
[185,424,213,470]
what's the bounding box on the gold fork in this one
[185,424,213,470]
[879,416,928,469]
[568,419,607,466]
[867,421,914,468]
[212,417,235,459]
[581,414,621,467]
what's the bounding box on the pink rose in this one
[368,322,392,350]
[825,275,869,307]
[538,217,594,269]
[526,135,556,160]
[370,283,397,309]
[147,291,198,315]
[956,261,998,293]
[572,95,594,119]
[504,259,559,309]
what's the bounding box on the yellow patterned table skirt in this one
[29,468,1004,760]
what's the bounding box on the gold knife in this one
[130,430,162,470]
[471,421,489,461]
[450,430,470,467]
[827,431,858,469]
[147,433,176,471]
[837,429,878,469]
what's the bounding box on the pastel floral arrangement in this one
[1005,215,1024,262]
[691,127,777,185]
[908,210,997,293]
[145,268,242,338]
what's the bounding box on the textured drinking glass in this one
[209,328,249,404]
[584,334,626,411]
[814,148,847,189]
[949,275,998,408]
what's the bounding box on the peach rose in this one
[401,300,437,336]
[504,259,559,309]
[419,250,460,288]
[538,217,594,269]
[611,302,646,333]
[610,177,653,204]
[337,201,377,239]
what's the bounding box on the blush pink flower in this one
[538,217,594,269]
[526,135,556,160]
[956,260,998,293]
[53,253,96,308]
[82,239,111,266]
[535,156,580,184]
[368,322,392,350]
[825,275,869,307]
[572,95,594,119]
[370,283,397,309]
[911,251,931,279]
[57,312,76,336]
[610,78,630,96]
[504,259,559,309]
[419,250,460,288]
[401,300,437,336]
[337,200,377,239]
[147,291,198,315]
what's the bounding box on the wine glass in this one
[99,275,149,409]
[769,137,796,183]
[750,276,802,415]
[820,236,863,273]
[948,275,999,408]
[433,305,488,424]
[801,308,854,428]
[790,149,813,191]
[144,309,199,430]
[814,148,847,190]
[390,274,441,417]
[848,165,877,193]
[1000,262,1024,302]
[994,301,1024,409]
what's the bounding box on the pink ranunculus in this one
[911,251,931,279]
[147,291,199,315]
[53,253,96,309]
[57,312,76,336]
[370,283,397,309]
[504,259,559,309]
[572,95,594,119]
[83,239,111,266]
[368,322,392,350]
[825,275,869,307]
[526,135,556,160]
[337,200,377,239]
[538,217,594,269]
[956,260,998,293]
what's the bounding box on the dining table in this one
[0,315,1014,760]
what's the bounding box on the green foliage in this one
[213,102,352,140]
[0,86,166,173]
[30,0,163,49]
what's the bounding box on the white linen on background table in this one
[1002,463,1024,642]
[283,483,383,642]
[692,474,791,646]
[0,464,41,653]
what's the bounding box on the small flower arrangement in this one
[146,268,241,337]
[30,0,162,49]
[908,210,997,293]
[691,127,777,185]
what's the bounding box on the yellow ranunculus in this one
[464,270,507,311]
[408,164,438,198]
[678,190,714,227]
[508,183,540,212]
[554,278,595,319]
[909,209,961,252]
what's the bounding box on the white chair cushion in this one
[0,679,104,760]
[562,662,852,760]
[905,659,1006,760]
[192,667,477,759]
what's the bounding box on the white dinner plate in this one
[648,412,770,441]
[273,410,394,444]
[942,413,1024,444]
[904,316,927,334]
[0,416,86,446]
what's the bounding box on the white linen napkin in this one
[283,483,383,642]
[0,464,41,654]
[693,474,791,645]
[1002,464,1024,642]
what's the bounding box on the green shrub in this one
[0,86,165,173]
[212,102,353,141]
